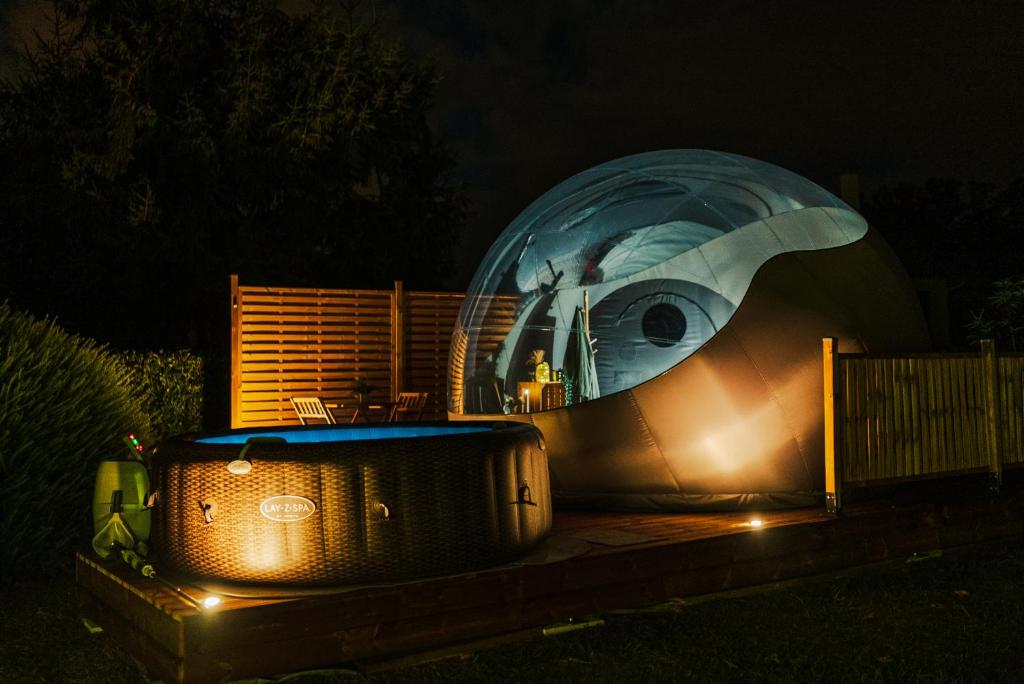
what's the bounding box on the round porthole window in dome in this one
[642,303,687,348]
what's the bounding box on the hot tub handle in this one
[198,499,217,524]
[514,480,538,507]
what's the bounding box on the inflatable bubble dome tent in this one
[448,150,928,511]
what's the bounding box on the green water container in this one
[92,460,151,543]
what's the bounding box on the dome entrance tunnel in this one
[448,150,928,511]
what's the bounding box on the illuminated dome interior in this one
[450,149,868,415]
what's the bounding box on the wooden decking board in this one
[77,482,1024,683]
[76,557,186,656]
[76,585,185,684]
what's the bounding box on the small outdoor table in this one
[325,401,397,423]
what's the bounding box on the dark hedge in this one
[0,303,150,585]
[117,350,203,441]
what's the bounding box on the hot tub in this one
[150,422,551,585]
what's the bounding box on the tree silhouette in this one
[864,177,1024,349]
[0,0,467,351]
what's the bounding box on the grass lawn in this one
[2,539,1022,683]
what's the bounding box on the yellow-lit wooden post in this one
[391,280,406,402]
[980,339,1002,492]
[823,337,841,514]
[229,274,242,429]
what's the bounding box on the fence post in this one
[823,337,842,514]
[980,339,1002,492]
[391,280,405,402]
[229,274,242,429]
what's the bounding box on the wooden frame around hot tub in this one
[77,477,1024,683]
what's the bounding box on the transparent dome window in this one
[449,150,867,415]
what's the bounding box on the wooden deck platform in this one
[77,479,1024,683]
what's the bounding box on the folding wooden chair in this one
[289,396,336,425]
[387,392,429,422]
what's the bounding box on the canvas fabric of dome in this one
[449,149,928,511]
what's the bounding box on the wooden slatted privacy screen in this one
[230,276,517,428]
[823,338,1024,512]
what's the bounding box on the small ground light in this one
[748,518,764,528]
[202,596,222,609]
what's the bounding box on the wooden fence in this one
[230,276,516,428]
[823,338,1024,512]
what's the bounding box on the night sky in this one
[389,0,1024,287]
[2,1,1022,289]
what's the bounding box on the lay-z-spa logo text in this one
[259,495,317,522]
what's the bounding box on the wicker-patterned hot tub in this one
[150,422,551,586]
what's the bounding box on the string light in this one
[125,433,145,456]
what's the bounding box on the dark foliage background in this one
[862,178,1024,350]
[0,0,467,427]
[116,349,203,440]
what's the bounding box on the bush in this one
[117,350,203,440]
[966,277,1024,352]
[0,303,150,585]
